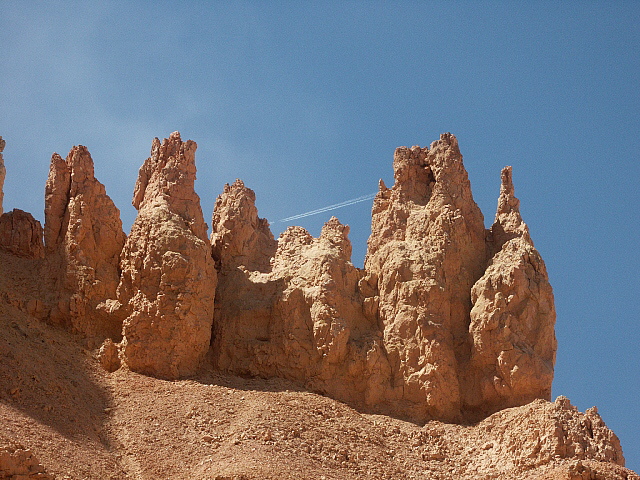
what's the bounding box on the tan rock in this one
[117,132,216,379]
[0,209,45,259]
[210,135,557,424]
[43,147,126,345]
[364,133,487,422]
[210,179,277,272]
[210,181,391,409]
[465,166,557,419]
[0,440,54,479]
[0,136,6,215]
[455,397,625,478]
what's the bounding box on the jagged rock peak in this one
[0,209,44,259]
[319,216,352,261]
[0,136,5,215]
[490,165,531,248]
[465,165,556,419]
[131,131,208,242]
[365,132,487,422]
[43,145,126,344]
[117,132,216,379]
[210,178,276,272]
[43,153,70,253]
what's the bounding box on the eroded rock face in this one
[211,134,557,424]
[0,136,6,215]
[0,440,54,480]
[464,166,556,419]
[210,182,391,409]
[43,147,126,344]
[210,179,277,272]
[0,209,45,259]
[364,133,487,422]
[458,396,625,478]
[117,132,216,379]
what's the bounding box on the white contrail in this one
[278,192,377,223]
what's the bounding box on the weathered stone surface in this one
[210,134,558,424]
[43,147,126,345]
[464,166,557,419]
[210,179,277,272]
[98,338,121,373]
[364,133,487,422]
[0,440,54,479]
[0,136,6,215]
[455,396,625,478]
[210,181,391,409]
[0,209,45,259]
[117,132,216,379]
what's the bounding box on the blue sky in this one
[1,1,639,471]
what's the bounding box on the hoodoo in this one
[116,132,217,379]
[43,146,126,344]
[0,132,633,479]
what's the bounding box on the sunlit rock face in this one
[464,166,557,420]
[0,130,557,425]
[0,209,44,259]
[210,180,392,410]
[208,133,557,424]
[364,133,488,422]
[117,132,217,379]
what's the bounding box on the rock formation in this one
[0,440,53,479]
[0,209,45,259]
[43,147,126,345]
[210,133,557,424]
[0,131,634,478]
[210,179,277,272]
[0,136,5,215]
[364,133,488,422]
[210,180,391,408]
[116,132,216,379]
[465,166,556,419]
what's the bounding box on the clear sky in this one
[2,1,639,471]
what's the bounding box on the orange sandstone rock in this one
[43,147,126,345]
[464,166,557,419]
[0,209,44,259]
[210,181,391,409]
[364,133,487,422]
[117,132,216,379]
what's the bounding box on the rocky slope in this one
[0,132,635,479]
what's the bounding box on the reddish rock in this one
[43,147,126,345]
[117,132,216,379]
[98,338,121,373]
[0,440,54,479]
[0,209,44,259]
[210,179,277,272]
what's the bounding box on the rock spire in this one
[465,166,556,418]
[43,146,126,344]
[364,133,487,422]
[116,132,217,379]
